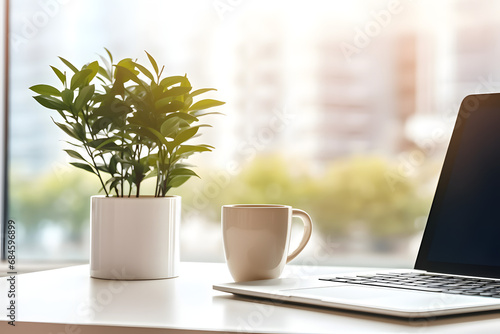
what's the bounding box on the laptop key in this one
[479,292,496,296]
[439,284,465,288]
[319,273,500,298]
[460,291,482,296]
[446,290,468,294]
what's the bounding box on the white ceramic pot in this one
[90,195,180,280]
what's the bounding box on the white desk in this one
[1,262,500,333]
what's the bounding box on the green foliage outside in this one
[10,154,433,252]
[9,168,97,241]
[178,154,433,238]
[308,156,431,237]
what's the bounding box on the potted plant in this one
[30,49,224,279]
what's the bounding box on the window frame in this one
[1,0,9,261]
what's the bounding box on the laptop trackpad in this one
[285,285,496,312]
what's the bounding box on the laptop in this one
[213,93,500,318]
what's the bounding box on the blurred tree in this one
[9,168,98,241]
[178,154,432,240]
[308,156,430,238]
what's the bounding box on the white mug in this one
[222,204,313,282]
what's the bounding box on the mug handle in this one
[286,209,313,263]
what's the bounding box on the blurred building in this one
[313,32,398,160]
[227,3,419,164]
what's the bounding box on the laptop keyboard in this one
[319,272,500,298]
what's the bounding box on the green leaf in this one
[63,140,83,148]
[172,126,199,147]
[160,118,180,138]
[64,149,87,162]
[87,137,122,150]
[83,61,99,84]
[116,58,139,75]
[105,177,122,190]
[74,84,95,111]
[160,113,199,137]
[34,95,68,111]
[145,51,159,75]
[155,100,185,114]
[148,127,173,151]
[30,84,60,96]
[159,76,189,89]
[164,86,191,97]
[51,66,66,85]
[169,167,199,177]
[52,119,79,139]
[188,99,225,112]
[184,96,193,109]
[72,122,86,141]
[175,144,212,156]
[94,98,131,118]
[157,101,184,114]
[95,137,119,151]
[114,64,142,86]
[104,47,113,63]
[165,112,199,123]
[134,63,155,82]
[91,117,111,135]
[59,56,79,73]
[70,69,93,90]
[108,154,118,175]
[95,163,110,174]
[70,162,97,175]
[61,89,74,105]
[188,88,216,98]
[98,65,111,82]
[167,175,191,188]
[146,154,158,166]
[180,74,191,88]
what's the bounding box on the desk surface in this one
[2,262,500,333]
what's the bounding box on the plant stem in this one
[155,146,163,197]
[134,141,142,197]
[162,147,175,197]
[120,129,124,197]
[82,142,109,196]
[136,181,140,198]
[80,109,109,197]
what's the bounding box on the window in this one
[0,0,7,261]
[7,0,500,268]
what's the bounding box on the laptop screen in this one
[415,93,500,278]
